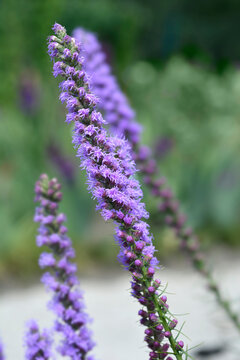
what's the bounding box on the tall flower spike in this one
[73,28,240,332]
[48,23,187,360]
[34,174,95,359]
[24,320,52,360]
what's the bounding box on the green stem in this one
[142,266,184,360]
[206,271,240,332]
[192,254,240,332]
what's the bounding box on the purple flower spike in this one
[24,320,52,360]
[48,23,186,360]
[34,174,95,359]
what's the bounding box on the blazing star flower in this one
[24,320,52,360]
[34,174,95,359]
[48,23,186,360]
[72,28,240,332]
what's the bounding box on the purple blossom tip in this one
[177,340,184,349]
[52,23,66,35]
[164,331,171,338]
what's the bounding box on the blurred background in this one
[0,0,240,281]
[1,1,240,359]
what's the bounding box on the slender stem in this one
[184,248,240,332]
[142,266,184,360]
[206,271,240,331]
[146,175,240,333]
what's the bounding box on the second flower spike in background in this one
[72,27,240,332]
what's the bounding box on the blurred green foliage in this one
[0,0,240,277]
[127,58,240,244]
